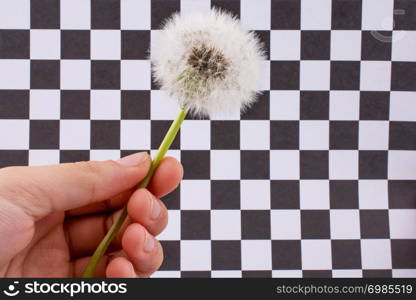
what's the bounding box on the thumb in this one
[0,152,151,220]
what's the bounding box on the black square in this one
[0,150,28,168]
[270,121,299,149]
[211,0,240,17]
[394,0,416,30]
[30,60,60,89]
[31,0,60,29]
[330,61,360,90]
[254,31,270,60]
[241,150,270,179]
[391,239,416,269]
[361,31,392,61]
[241,91,269,120]
[272,240,301,269]
[211,180,240,209]
[362,270,392,278]
[181,210,210,240]
[91,0,120,29]
[271,61,300,90]
[91,120,120,149]
[151,121,180,149]
[121,30,150,60]
[301,210,330,239]
[329,121,358,149]
[181,271,211,278]
[181,150,210,179]
[359,151,388,179]
[389,122,416,150]
[388,181,416,209]
[331,0,362,29]
[60,150,90,163]
[211,121,240,149]
[61,90,90,119]
[161,185,180,210]
[242,271,272,278]
[359,92,390,120]
[212,241,241,270]
[303,271,332,278]
[30,120,60,149]
[271,0,300,29]
[151,0,180,29]
[271,180,300,209]
[61,30,90,59]
[301,31,330,60]
[241,210,271,239]
[121,91,150,120]
[0,90,29,119]
[0,30,29,59]
[329,180,359,209]
[91,60,120,90]
[300,91,329,120]
[391,62,416,91]
[331,240,361,269]
[360,210,390,238]
[159,241,180,270]
[300,151,329,179]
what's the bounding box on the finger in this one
[0,152,151,220]
[72,250,123,278]
[122,223,163,277]
[127,189,168,236]
[148,157,183,198]
[106,257,136,278]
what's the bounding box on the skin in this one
[0,152,183,278]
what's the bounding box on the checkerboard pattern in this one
[0,0,415,278]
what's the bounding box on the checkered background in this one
[0,0,416,278]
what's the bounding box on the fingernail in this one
[144,231,155,253]
[117,152,148,167]
[149,191,161,220]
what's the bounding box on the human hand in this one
[0,152,183,278]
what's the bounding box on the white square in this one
[181,0,210,16]
[151,271,181,278]
[390,92,416,121]
[358,180,389,209]
[392,32,416,61]
[332,270,362,278]
[150,90,180,120]
[362,0,394,30]
[181,180,211,210]
[0,60,29,89]
[121,0,150,29]
[0,120,29,149]
[388,151,416,180]
[270,150,300,180]
[150,30,162,57]
[270,30,300,60]
[360,61,391,91]
[61,60,90,90]
[151,149,181,162]
[29,90,60,119]
[90,90,121,120]
[392,269,416,278]
[329,91,360,120]
[272,270,302,278]
[301,240,332,270]
[121,60,151,90]
[241,180,270,209]
[120,120,150,150]
[329,150,359,179]
[211,210,241,240]
[211,271,242,278]
[90,150,120,161]
[181,241,211,271]
[0,0,30,29]
[28,150,59,166]
[60,120,90,150]
[270,91,300,120]
[211,150,240,180]
[300,61,330,90]
[301,0,332,29]
[358,121,389,150]
[259,60,270,91]
[240,0,270,30]
[30,30,60,59]
[271,210,301,239]
[330,31,362,61]
[300,180,330,209]
[91,30,120,60]
[157,210,180,240]
[330,210,360,239]
[180,120,210,150]
[241,240,272,270]
[300,121,329,150]
[240,121,270,150]
[61,0,90,29]
[389,210,416,239]
[361,239,392,269]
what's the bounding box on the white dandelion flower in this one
[152,9,265,117]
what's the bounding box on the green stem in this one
[83,108,187,278]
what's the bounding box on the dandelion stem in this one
[82,108,187,278]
